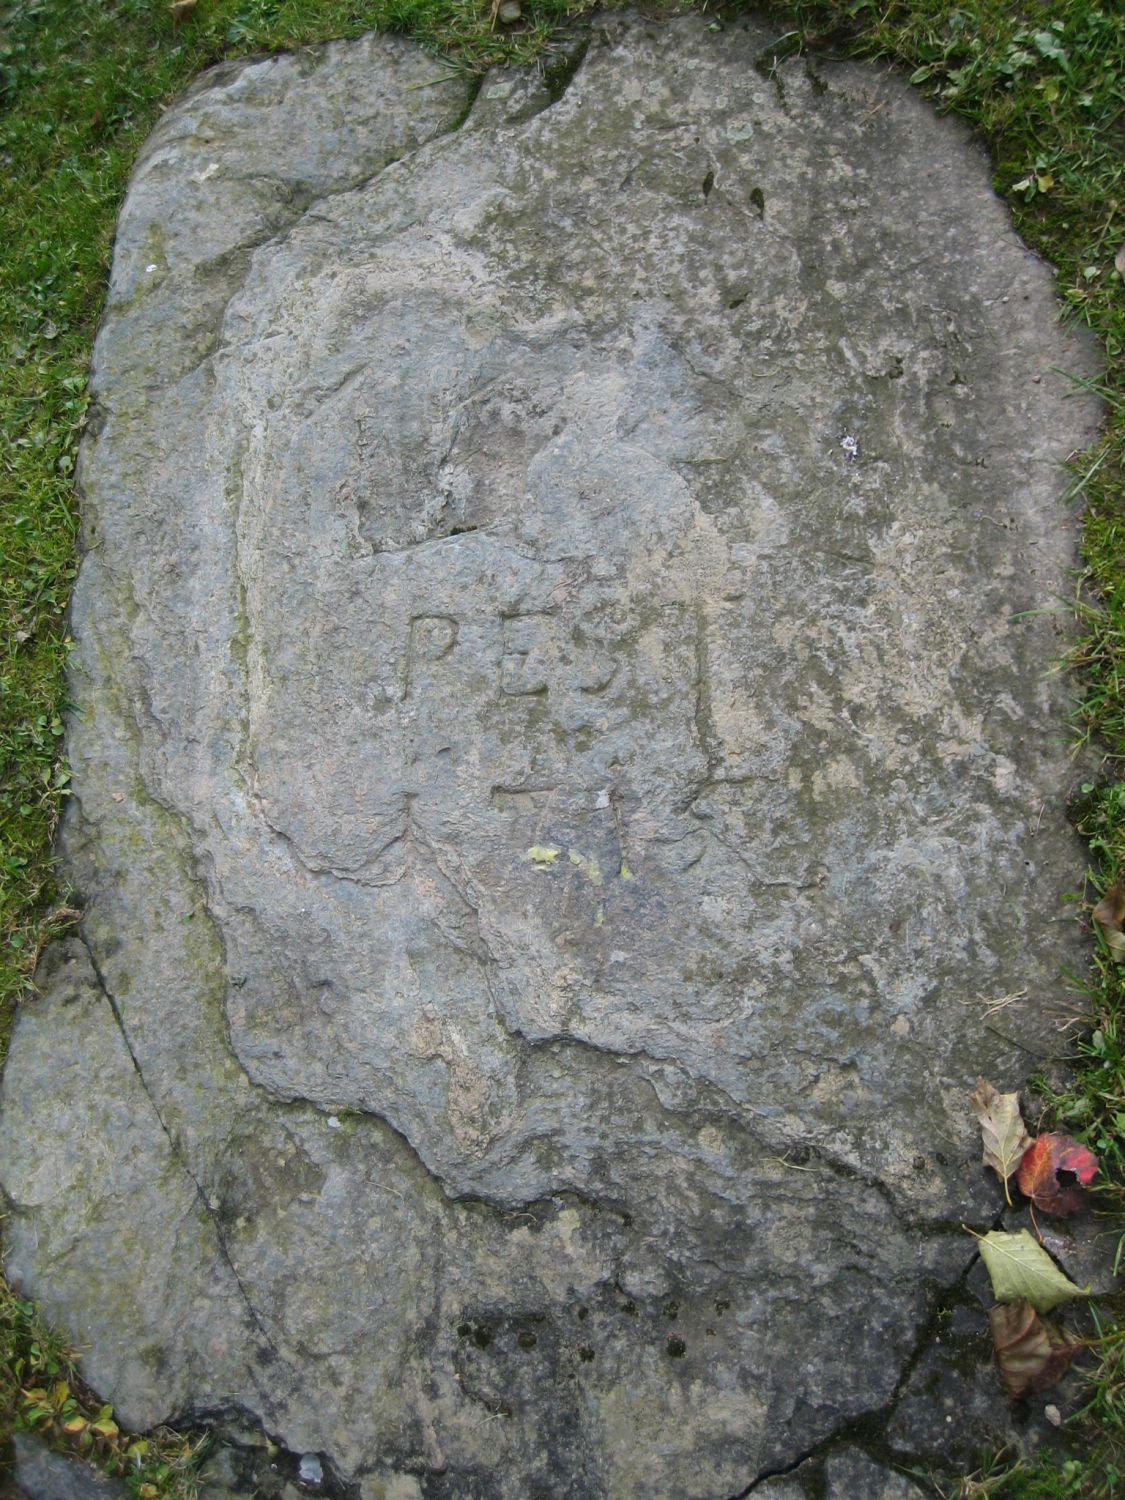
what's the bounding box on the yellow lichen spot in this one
[527,845,560,868]
[619,860,634,881]
[568,849,603,885]
[594,906,605,927]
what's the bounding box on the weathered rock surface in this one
[0,13,1101,1496]
[7,1435,126,1500]
[756,1446,927,1497]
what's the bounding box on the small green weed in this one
[0,1277,203,1495]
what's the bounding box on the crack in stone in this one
[108,764,955,1234]
[72,925,296,1394]
[243,786,409,886]
[71,696,957,1245]
[728,1235,998,1498]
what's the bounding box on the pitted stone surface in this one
[0,14,1101,1496]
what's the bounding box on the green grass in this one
[0,1276,204,1495]
[1,1,1123,1495]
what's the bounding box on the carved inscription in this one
[405,614,459,697]
[500,612,555,697]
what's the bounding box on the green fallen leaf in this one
[979,1230,1089,1312]
[527,845,560,868]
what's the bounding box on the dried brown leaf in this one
[971,1079,1031,1205]
[989,1299,1078,1400]
[1092,880,1125,961]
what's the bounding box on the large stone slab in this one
[0,13,1100,1496]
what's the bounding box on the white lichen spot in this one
[840,433,860,459]
[555,1207,582,1249]
[992,756,1017,794]
[811,757,861,799]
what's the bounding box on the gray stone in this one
[9,1435,126,1500]
[194,1443,306,1500]
[757,1443,962,1496]
[0,12,1101,1498]
[884,1259,1076,1473]
[296,1458,322,1488]
[822,1449,928,1497]
[753,1479,807,1499]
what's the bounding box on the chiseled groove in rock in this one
[71,925,297,1389]
[188,519,953,1234]
[731,1245,990,1499]
[169,750,971,1237]
[102,69,491,412]
[243,784,404,885]
[220,970,961,1245]
[122,802,492,1216]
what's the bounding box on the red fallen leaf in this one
[1017,1133,1099,1215]
[989,1300,1079,1400]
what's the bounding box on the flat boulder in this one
[0,13,1100,1496]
